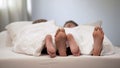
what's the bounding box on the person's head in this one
[64,20,78,28]
[32,19,47,24]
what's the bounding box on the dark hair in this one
[32,19,47,24]
[64,20,78,27]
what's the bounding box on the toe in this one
[60,28,65,32]
[94,26,99,31]
[55,29,61,37]
[72,48,80,56]
[94,26,101,31]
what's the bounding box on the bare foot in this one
[45,35,56,58]
[55,28,67,56]
[92,26,104,56]
[67,34,80,56]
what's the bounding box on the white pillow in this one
[5,21,32,41]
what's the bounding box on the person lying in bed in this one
[56,20,104,56]
[33,19,77,57]
[33,19,69,57]
[55,20,80,56]
[33,19,80,57]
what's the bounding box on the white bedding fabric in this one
[65,25,114,55]
[12,23,114,56]
[1,47,120,68]
[5,21,33,41]
[13,22,58,56]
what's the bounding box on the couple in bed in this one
[33,19,104,58]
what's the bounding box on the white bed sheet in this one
[0,31,120,68]
[0,47,120,68]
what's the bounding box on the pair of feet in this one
[55,29,80,56]
[45,26,104,58]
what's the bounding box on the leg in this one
[67,34,80,56]
[45,35,56,58]
[55,28,67,56]
[92,26,104,56]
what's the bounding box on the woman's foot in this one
[92,26,104,56]
[45,35,56,58]
[55,28,67,56]
[67,34,80,56]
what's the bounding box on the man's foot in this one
[55,28,67,56]
[67,34,80,56]
[45,35,56,58]
[92,26,104,56]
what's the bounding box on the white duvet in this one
[12,23,114,56]
[65,25,114,55]
[13,22,58,56]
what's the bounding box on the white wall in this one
[32,0,120,46]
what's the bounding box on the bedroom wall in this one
[32,0,120,46]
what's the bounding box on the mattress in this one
[0,47,120,68]
[0,31,120,68]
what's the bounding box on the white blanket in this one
[13,23,58,56]
[65,25,114,55]
[13,24,114,56]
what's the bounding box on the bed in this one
[0,21,120,68]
